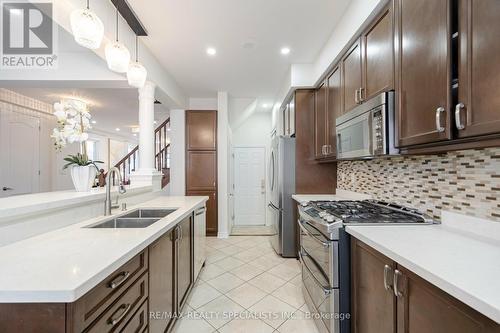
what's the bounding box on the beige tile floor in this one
[172,235,320,333]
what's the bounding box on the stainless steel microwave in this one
[336,91,398,160]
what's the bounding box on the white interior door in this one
[234,147,266,226]
[0,111,40,198]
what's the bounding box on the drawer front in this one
[72,250,148,332]
[85,273,149,333]
[121,300,148,333]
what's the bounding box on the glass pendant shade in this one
[70,8,104,50]
[105,42,130,73]
[127,62,147,88]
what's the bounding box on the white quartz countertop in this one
[0,195,208,303]
[346,214,500,324]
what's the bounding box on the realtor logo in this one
[1,0,58,69]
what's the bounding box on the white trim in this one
[217,231,229,239]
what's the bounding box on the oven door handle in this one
[299,251,332,296]
[298,220,331,248]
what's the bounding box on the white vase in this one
[70,165,97,192]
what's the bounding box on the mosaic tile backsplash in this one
[337,148,500,222]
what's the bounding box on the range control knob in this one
[325,216,335,223]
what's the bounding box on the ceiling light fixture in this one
[115,128,120,131]
[206,47,217,56]
[105,8,130,73]
[70,0,104,50]
[262,103,270,108]
[280,47,291,55]
[91,120,97,124]
[127,36,147,88]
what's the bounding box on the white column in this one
[130,81,162,190]
[138,81,156,171]
[217,91,230,238]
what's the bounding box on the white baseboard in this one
[217,231,229,239]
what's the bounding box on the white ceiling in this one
[10,87,170,140]
[128,0,351,101]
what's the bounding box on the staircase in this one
[113,118,171,188]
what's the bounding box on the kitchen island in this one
[0,194,208,333]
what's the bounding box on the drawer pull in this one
[107,303,131,326]
[108,271,130,289]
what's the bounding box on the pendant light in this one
[105,9,131,73]
[127,36,147,88]
[70,0,104,50]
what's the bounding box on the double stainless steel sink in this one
[87,208,177,229]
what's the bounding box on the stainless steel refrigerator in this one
[268,136,296,258]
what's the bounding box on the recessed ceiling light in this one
[262,103,270,108]
[280,47,291,55]
[167,128,171,132]
[206,47,217,56]
[133,133,137,137]
[153,120,158,124]
[115,128,120,131]
[91,120,97,124]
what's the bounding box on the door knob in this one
[2,187,13,191]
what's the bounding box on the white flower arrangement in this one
[51,99,92,151]
[51,99,103,171]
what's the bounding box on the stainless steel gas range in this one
[297,200,438,333]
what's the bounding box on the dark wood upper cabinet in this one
[352,239,396,333]
[326,66,341,158]
[186,111,217,150]
[186,151,217,191]
[395,0,452,147]
[361,3,394,101]
[314,80,328,159]
[186,110,217,236]
[341,40,363,114]
[456,0,500,139]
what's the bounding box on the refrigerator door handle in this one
[268,202,282,212]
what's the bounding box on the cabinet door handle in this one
[108,271,130,289]
[354,89,359,104]
[393,269,404,298]
[2,187,13,191]
[435,107,446,133]
[195,207,206,216]
[383,265,393,291]
[107,303,131,326]
[359,87,364,103]
[455,103,465,130]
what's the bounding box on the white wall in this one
[275,0,383,107]
[169,109,186,196]
[188,98,218,110]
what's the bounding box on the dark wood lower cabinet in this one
[351,240,396,333]
[187,191,217,236]
[149,230,175,333]
[176,216,193,308]
[0,216,198,333]
[352,238,500,333]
